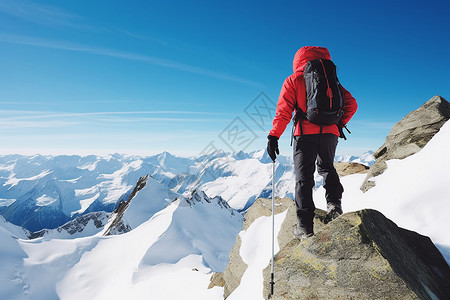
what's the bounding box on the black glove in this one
[267,135,279,162]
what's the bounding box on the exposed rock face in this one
[208,273,225,289]
[262,209,450,300]
[334,162,369,176]
[361,95,450,192]
[28,211,109,239]
[103,174,149,236]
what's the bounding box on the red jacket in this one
[269,46,358,138]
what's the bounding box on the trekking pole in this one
[270,161,275,296]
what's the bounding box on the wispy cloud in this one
[117,29,168,46]
[0,33,263,87]
[0,0,94,30]
[0,110,230,129]
[0,110,225,121]
[0,109,54,115]
[0,100,135,108]
[351,120,395,130]
[0,120,81,129]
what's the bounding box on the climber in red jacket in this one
[267,46,358,239]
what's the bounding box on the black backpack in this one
[291,59,348,143]
[303,58,343,125]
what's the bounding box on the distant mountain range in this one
[0,150,374,232]
[335,150,375,166]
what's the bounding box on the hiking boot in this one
[292,224,313,240]
[324,202,343,224]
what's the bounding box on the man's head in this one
[293,46,331,73]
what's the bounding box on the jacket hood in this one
[293,46,331,72]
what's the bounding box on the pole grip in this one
[270,273,274,295]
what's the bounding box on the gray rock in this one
[29,211,110,239]
[103,174,149,236]
[223,226,247,298]
[361,95,450,192]
[208,272,225,289]
[334,162,369,177]
[262,209,450,300]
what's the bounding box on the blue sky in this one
[1,0,449,157]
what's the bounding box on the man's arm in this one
[269,77,296,138]
[340,85,358,125]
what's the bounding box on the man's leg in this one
[317,134,344,221]
[293,135,319,234]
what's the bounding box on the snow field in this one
[56,202,178,300]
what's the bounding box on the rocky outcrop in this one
[185,189,235,213]
[103,174,149,236]
[263,209,450,299]
[361,95,450,192]
[221,198,450,300]
[208,273,225,289]
[29,211,109,239]
[334,162,369,176]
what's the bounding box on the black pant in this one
[293,134,343,230]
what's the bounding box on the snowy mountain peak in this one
[335,150,375,166]
[184,190,235,215]
[158,151,173,164]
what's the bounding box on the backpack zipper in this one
[319,59,333,109]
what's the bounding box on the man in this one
[267,46,357,239]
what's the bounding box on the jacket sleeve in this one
[340,85,358,125]
[269,76,296,138]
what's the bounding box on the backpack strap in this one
[319,59,333,103]
[290,71,307,146]
[290,99,304,146]
[338,123,351,140]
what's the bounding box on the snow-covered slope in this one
[137,190,243,272]
[0,215,29,239]
[0,216,29,298]
[120,175,172,230]
[1,190,242,300]
[57,192,241,300]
